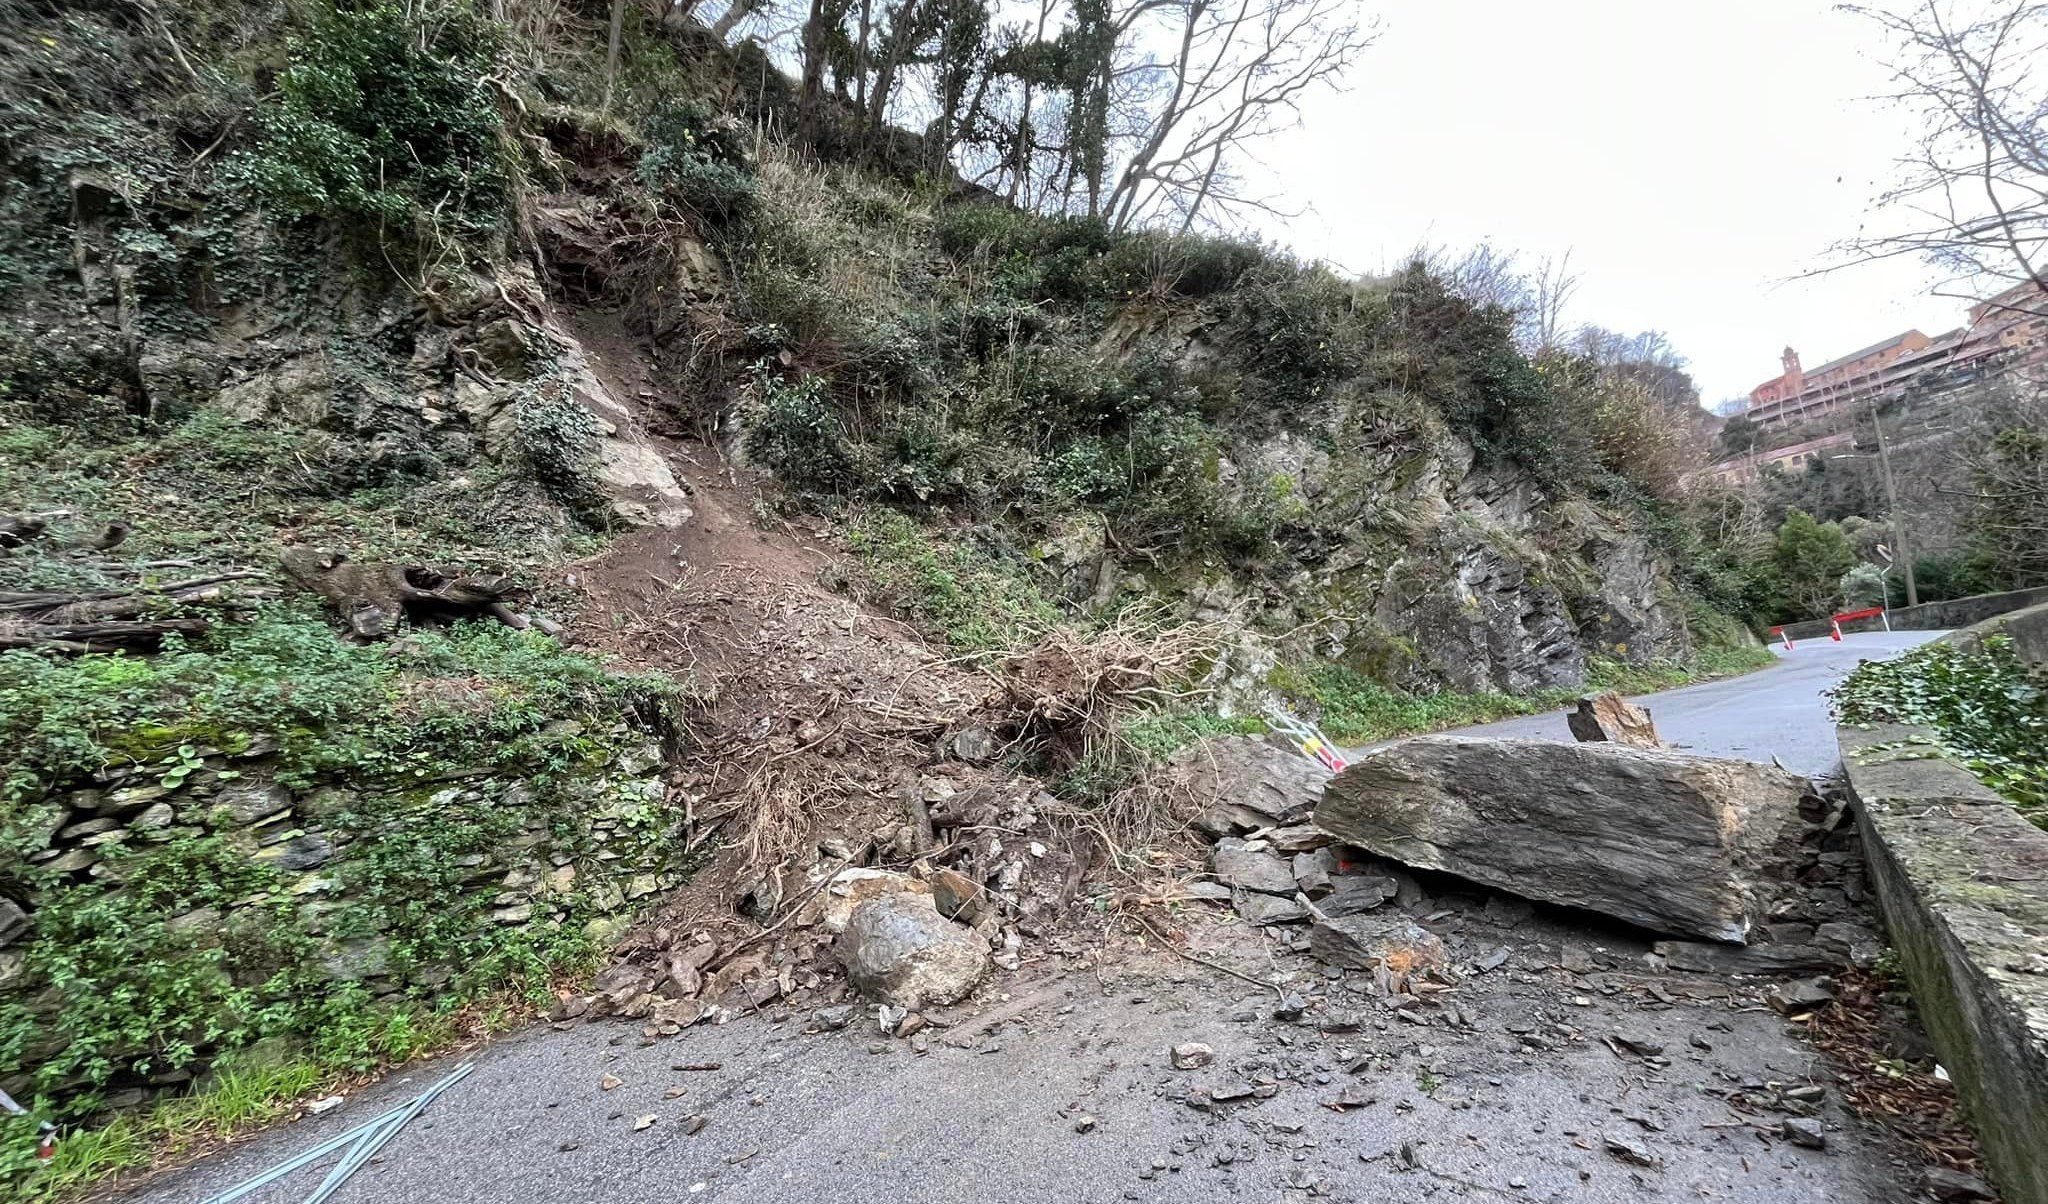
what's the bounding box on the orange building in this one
[1744,331,1933,427]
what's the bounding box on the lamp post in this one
[1829,403,1919,607]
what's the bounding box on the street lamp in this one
[1830,434,1919,607]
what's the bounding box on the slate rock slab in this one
[1317,736,1810,943]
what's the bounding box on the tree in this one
[1772,508,1858,618]
[1841,1,2048,309]
[1717,413,1760,460]
[1955,387,2048,584]
[1101,0,1377,232]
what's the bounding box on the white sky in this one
[1249,0,1975,406]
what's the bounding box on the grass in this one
[1274,644,1778,746]
[841,508,1062,654]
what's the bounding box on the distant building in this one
[1704,280,2048,482]
[1705,431,1855,485]
[1744,331,1933,428]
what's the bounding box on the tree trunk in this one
[602,0,628,111]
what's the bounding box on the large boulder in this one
[1316,737,1810,943]
[838,894,989,1009]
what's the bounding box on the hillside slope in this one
[0,0,1765,1182]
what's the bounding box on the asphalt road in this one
[119,938,1906,1204]
[1356,630,1948,777]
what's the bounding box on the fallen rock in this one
[1566,692,1662,748]
[1317,737,1810,943]
[1319,875,1395,917]
[1603,1133,1659,1168]
[1211,838,1298,896]
[1234,893,1309,926]
[1780,1117,1826,1149]
[1609,1028,1665,1057]
[1307,914,1446,974]
[950,726,1001,764]
[1267,824,1332,853]
[1921,1167,1997,1201]
[1170,1042,1214,1069]
[1764,977,1836,1015]
[1292,849,1336,896]
[1166,736,1323,826]
[812,1004,858,1031]
[818,868,932,934]
[838,894,989,1010]
[927,868,983,921]
[1652,940,1846,976]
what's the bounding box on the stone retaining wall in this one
[0,724,686,1105]
[1836,601,2048,1204]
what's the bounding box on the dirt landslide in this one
[119,328,1988,1204]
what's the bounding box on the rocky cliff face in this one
[1033,365,1693,702]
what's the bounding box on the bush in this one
[1838,562,1894,609]
[231,1,506,235]
[638,99,757,226]
[1834,636,2047,825]
[843,509,1060,652]
[740,367,852,496]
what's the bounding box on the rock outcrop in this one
[1316,737,1811,943]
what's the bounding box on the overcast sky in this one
[1250,0,1971,406]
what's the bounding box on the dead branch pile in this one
[974,615,1220,772]
[280,547,562,640]
[0,569,275,653]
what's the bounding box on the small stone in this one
[1780,1117,1826,1150]
[681,1114,708,1135]
[1212,838,1300,895]
[600,1073,624,1091]
[1073,1115,1097,1133]
[1783,1084,1825,1104]
[812,1004,857,1031]
[1171,1042,1214,1069]
[559,1141,580,1152]
[1235,893,1309,926]
[928,868,983,920]
[1765,977,1836,1015]
[633,1114,658,1131]
[1208,1080,1256,1103]
[1274,994,1307,1021]
[1920,1167,1997,1202]
[1609,1028,1665,1057]
[1603,1134,1658,1167]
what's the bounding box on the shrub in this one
[740,367,852,496]
[231,1,506,235]
[1834,636,2047,825]
[638,99,757,226]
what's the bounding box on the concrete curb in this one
[1835,603,2048,1204]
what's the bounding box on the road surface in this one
[1357,630,1947,777]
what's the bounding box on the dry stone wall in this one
[0,725,685,1106]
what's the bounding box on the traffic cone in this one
[1830,619,1842,641]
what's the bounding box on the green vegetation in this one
[0,606,683,1200]
[841,509,1062,653]
[1835,635,2048,827]
[231,1,508,237]
[0,606,671,825]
